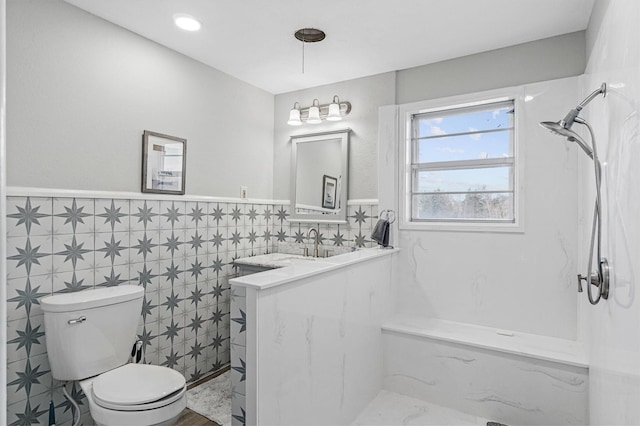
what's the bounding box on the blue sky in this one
[416,105,514,193]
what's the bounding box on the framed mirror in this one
[141,130,186,195]
[290,129,350,224]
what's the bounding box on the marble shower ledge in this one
[230,247,399,290]
[383,314,588,368]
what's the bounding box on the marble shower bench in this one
[382,315,589,425]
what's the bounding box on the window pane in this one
[416,167,512,193]
[408,98,517,225]
[416,103,513,138]
[412,192,514,221]
[417,131,512,163]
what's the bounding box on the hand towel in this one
[371,218,390,247]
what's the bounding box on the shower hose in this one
[579,118,605,305]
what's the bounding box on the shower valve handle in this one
[577,274,586,292]
[578,271,603,292]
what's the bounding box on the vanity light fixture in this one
[173,14,201,31]
[287,96,352,126]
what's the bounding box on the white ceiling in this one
[63,0,595,94]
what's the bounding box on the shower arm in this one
[578,82,607,109]
[561,83,607,129]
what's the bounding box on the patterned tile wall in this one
[5,194,378,426]
[230,287,248,426]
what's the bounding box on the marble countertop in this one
[230,247,399,290]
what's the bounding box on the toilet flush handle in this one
[67,316,86,325]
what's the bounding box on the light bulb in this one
[307,99,321,124]
[326,97,341,121]
[287,107,302,126]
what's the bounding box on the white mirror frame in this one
[289,129,350,224]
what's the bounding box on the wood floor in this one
[175,408,220,426]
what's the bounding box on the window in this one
[400,94,522,231]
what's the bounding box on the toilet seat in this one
[92,364,186,411]
[79,374,187,426]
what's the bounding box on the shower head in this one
[540,120,577,138]
[539,83,606,160]
[540,120,593,159]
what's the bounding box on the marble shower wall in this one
[378,77,583,340]
[583,0,640,423]
[5,192,378,426]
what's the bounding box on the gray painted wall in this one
[275,32,585,201]
[273,72,396,201]
[7,0,275,198]
[6,0,587,204]
[0,0,7,423]
[585,0,610,62]
[396,31,586,104]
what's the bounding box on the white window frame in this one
[398,87,525,233]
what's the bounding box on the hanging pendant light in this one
[307,99,322,124]
[294,28,326,74]
[287,102,302,126]
[326,95,342,121]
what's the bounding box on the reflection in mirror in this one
[290,129,350,224]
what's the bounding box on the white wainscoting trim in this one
[7,187,379,207]
[7,186,289,204]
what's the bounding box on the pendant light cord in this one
[301,29,305,74]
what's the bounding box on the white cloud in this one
[436,147,464,154]
[478,152,489,159]
[430,126,447,136]
[492,110,501,119]
[425,117,443,124]
[468,127,481,140]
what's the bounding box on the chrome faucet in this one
[307,228,319,258]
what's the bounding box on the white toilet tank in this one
[41,285,144,381]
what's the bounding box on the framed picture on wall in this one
[322,175,337,209]
[141,130,187,195]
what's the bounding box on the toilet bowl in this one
[79,363,187,426]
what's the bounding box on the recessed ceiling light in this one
[173,14,201,32]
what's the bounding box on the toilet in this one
[41,285,187,426]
